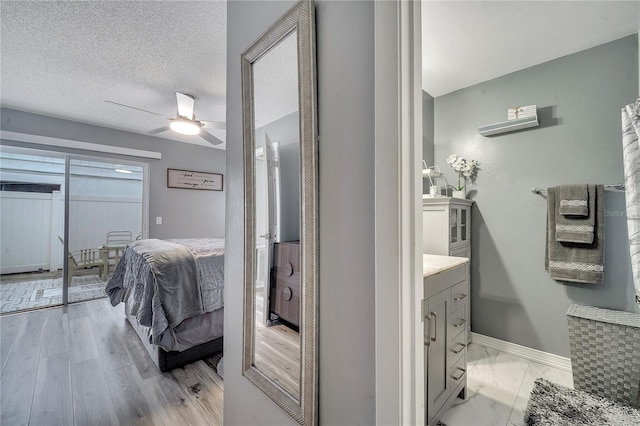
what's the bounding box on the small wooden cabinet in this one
[269,241,300,327]
[423,260,469,425]
[422,197,473,259]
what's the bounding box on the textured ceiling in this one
[2,1,638,149]
[1,1,228,149]
[422,1,640,97]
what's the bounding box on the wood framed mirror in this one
[241,1,317,424]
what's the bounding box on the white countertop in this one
[423,254,468,278]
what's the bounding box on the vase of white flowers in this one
[447,154,480,199]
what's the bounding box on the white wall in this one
[225,0,382,424]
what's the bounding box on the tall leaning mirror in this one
[241,1,317,424]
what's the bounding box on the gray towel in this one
[545,185,605,284]
[555,184,596,244]
[558,184,589,216]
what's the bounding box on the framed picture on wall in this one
[167,168,223,191]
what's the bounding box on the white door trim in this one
[374,1,422,425]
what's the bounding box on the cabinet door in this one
[424,289,450,424]
[449,208,458,245]
[460,207,469,243]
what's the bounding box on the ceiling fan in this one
[106,92,225,145]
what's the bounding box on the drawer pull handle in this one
[430,311,437,342]
[453,319,466,328]
[424,314,432,346]
[453,293,467,302]
[283,287,293,301]
[451,342,466,354]
[284,262,294,277]
[451,367,466,381]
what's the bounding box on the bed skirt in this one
[125,304,223,372]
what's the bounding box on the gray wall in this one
[1,108,226,239]
[433,35,639,357]
[423,90,434,194]
[225,0,376,424]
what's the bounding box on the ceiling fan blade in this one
[201,120,226,130]
[176,92,195,119]
[148,126,170,135]
[105,100,166,117]
[200,130,224,146]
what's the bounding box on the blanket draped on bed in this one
[134,239,203,328]
[105,238,224,345]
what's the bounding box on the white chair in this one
[101,231,133,271]
[58,236,108,282]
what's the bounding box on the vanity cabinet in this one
[423,258,469,425]
[422,198,473,259]
[423,198,473,338]
[270,241,300,327]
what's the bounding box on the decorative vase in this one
[452,189,466,199]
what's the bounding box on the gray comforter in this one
[105,238,224,345]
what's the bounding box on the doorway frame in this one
[374,1,423,425]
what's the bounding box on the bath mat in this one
[525,378,640,425]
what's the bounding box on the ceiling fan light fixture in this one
[170,118,202,135]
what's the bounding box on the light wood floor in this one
[254,291,300,398]
[0,298,223,426]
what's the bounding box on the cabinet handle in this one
[430,311,437,342]
[424,314,432,346]
[453,319,466,328]
[453,293,467,302]
[451,342,466,354]
[451,367,466,381]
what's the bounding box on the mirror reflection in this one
[252,30,301,400]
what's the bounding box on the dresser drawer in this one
[270,241,301,327]
[449,328,467,360]
[449,246,470,259]
[451,280,469,314]
[271,283,300,326]
[424,263,466,299]
[272,242,300,276]
[448,301,467,343]
[450,352,467,388]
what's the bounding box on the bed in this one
[105,237,224,371]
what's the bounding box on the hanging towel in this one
[622,102,640,305]
[555,184,596,244]
[545,185,605,284]
[558,184,589,216]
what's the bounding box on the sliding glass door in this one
[0,146,148,313]
[66,158,145,304]
[0,150,66,312]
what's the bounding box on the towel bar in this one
[531,183,625,195]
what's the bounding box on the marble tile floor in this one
[440,342,574,426]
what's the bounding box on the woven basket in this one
[567,304,640,408]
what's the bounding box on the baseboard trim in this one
[470,332,572,372]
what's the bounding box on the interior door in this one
[261,132,279,325]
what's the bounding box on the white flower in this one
[446,154,460,165]
[447,154,480,188]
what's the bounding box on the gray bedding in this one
[106,237,224,349]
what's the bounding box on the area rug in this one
[1,274,107,313]
[525,378,640,425]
